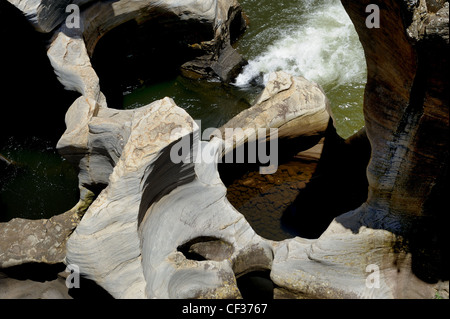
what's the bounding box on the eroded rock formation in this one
[218,71,332,154]
[1,0,448,299]
[266,0,449,298]
[64,72,333,298]
[338,0,449,283]
[1,0,247,294]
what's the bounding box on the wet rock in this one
[211,44,247,82]
[219,71,333,150]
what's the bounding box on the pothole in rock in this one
[91,10,215,109]
[220,134,370,241]
[177,237,234,262]
[90,8,258,130]
[236,270,274,300]
[222,157,320,241]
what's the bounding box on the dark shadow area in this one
[229,8,247,44]
[177,242,209,262]
[0,0,80,147]
[281,125,370,239]
[236,270,274,300]
[0,263,66,283]
[336,42,449,284]
[138,133,196,228]
[218,132,324,188]
[0,136,80,222]
[412,147,449,283]
[81,182,108,199]
[177,236,234,262]
[67,275,114,299]
[91,10,215,109]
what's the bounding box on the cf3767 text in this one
[182,303,268,316]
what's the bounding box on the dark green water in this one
[123,0,366,138]
[123,76,262,131]
[0,137,79,222]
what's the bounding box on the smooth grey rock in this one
[64,96,277,298]
[57,98,134,189]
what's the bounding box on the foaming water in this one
[235,0,367,137]
[236,0,365,87]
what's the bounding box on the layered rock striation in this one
[338,0,449,283]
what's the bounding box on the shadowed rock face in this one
[0,0,79,145]
[338,0,449,282]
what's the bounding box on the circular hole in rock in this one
[236,270,274,300]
